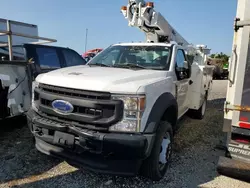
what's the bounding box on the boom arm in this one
[121,0,189,46]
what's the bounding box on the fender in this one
[143,92,178,133]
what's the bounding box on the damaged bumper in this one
[27,109,154,176]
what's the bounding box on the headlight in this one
[109,95,145,132]
[32,81,40,111]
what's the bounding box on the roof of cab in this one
[112,42,173,47]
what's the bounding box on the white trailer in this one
[217,0,250,181]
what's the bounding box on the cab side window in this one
[62,49,87,67]
[175,49,190,80]
[36,48,61,69]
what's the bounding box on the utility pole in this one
[85,28,88,53]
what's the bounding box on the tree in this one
[210,52,229,62]
[210,54,216,58]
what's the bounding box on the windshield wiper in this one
[88,63,111,67]
[113,63,146,69]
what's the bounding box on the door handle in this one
[189,80,193,85]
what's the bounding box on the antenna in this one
[85,28,88,53]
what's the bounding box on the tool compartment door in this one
[188,63,207,110]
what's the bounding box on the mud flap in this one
[0,61,32,119]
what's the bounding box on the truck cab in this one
[0,44,87,77]
[27,42,213,180]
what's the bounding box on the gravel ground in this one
[0,80,250,188]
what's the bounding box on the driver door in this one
[175,49,191,117]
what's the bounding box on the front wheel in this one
[140,121,173,181]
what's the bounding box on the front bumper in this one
[27,109,155,176]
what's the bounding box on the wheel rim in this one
[159,132,172,170]
[201,99,206,116]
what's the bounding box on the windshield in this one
[87,45,170,70]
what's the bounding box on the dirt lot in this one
[0,80,250,188]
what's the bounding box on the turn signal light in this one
[146,2,154,8]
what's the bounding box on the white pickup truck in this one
[27,41,213,180]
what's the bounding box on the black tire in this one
[188,96,207,119]
[140,121,173,181]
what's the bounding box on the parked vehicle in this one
[27,1,213,181]
[207,57,229,80]
[217,0,250,181]
[0,18,86,120]
[82,48,103,62]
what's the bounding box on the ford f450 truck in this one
[27,1,213,180]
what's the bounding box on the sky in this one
[1,0,237,55]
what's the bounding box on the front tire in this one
[140,121,173,181]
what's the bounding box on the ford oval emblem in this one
[52,100,74,114]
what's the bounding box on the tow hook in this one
[34,127,43,136]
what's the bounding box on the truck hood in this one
[36,65,168,94]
